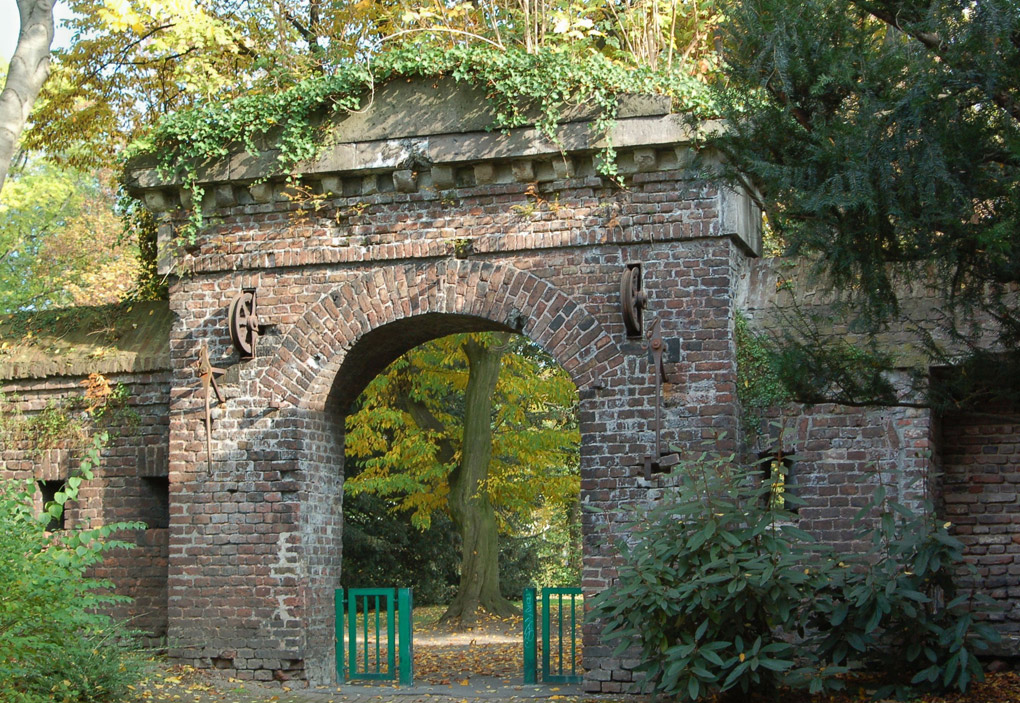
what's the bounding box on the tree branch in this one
[852,1,1020,124]
[283,8,321,56]
[400,394,457,467]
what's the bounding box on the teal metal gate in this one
[335,587,413,685]
[522,587,583,684]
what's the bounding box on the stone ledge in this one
[141,147,698,213]
[126,115,712,192]
[125,76,680,190]
[0,301,173,381]
[736,257,1019,366]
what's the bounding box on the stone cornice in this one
[124,78,722,200]
[128,77,760,270]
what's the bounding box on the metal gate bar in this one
[336,587,413,684]
[523,587,582,685]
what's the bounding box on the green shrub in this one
[590,451,833,701]
[590,450,997,701]
[810,484,999,698]
[0,433,145,703]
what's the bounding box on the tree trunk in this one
[0,0,55,195]
[440,335,519,626]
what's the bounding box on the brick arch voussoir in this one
[264,260,620,411]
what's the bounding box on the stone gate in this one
[129,79,763,686]
[1,78,1017,690]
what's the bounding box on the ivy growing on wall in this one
[734,312,790,437]
[124,44,717,242]
[0,374,137,454]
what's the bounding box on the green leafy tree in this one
[345,332,579,625]
[0,160,140,313]
[710,0,1020,405]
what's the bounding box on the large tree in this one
[345,332,579,626]
[0,0,55,194]
[710,0,1020,404]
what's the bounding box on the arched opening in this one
[243,260,626,687]
[336,321,583,684]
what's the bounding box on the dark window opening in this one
[141,477,170,529]
[37,480,66,531]
[759,452,797,514]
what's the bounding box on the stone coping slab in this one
[0,300,172,381]
[124,77,715,193]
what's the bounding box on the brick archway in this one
[261,259,621,413]
[250,258,624,684]
[143,81,759,688]
[6,74,1014,692]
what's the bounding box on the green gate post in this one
[398,588,414,686]
[335,589,345,682]
[523,587,537,684]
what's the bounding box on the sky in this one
[1,2,75,64]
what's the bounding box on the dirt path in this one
[127,665,588,703]
[126,607,575,702]
[126,662,1020,703]
[126,665,1020,703]
[413,608,527,684]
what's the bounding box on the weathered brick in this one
[5,85,1016,691]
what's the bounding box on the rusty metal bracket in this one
[228,289,261,359]
[198,343,225,472]
[643,317,680,480]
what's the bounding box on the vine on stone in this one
[124,45,717,243]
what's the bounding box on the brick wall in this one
[0,372,171,645]
[940,404,1020,652]
[154,160,748,686]
[749,403,935,553]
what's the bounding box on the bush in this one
[590,452,828,701]
[590,450,998,701]
[0,433,144,703]
[810,483,999,698]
